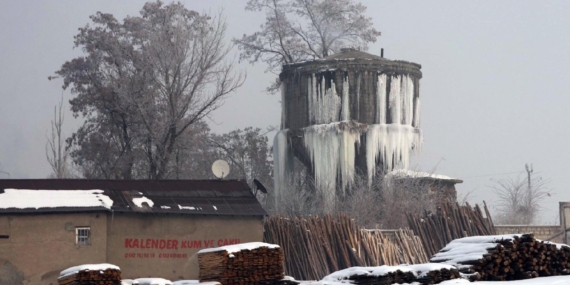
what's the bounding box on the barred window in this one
[76,227,90,245]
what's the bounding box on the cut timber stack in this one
[431,233,570,281]
[407,201,496,257]
[198,242,284,285]
[58,264,121,285]
[264,214,428,281]
[321,264,460,285]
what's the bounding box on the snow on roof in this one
[0,189,114,210]
[386,169,458,181]
[59,263,120,278]
[132,196,154,208]
[322,263,457,282]
[198,242,280,254]
[122,280,140,285]
[135,278,173,285]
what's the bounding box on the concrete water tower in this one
[273,48,423,210]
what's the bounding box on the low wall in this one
[494,225,563,243]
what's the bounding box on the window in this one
[76,227,90,245]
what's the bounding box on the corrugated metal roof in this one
[0,179,267,216]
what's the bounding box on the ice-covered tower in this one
[273,48,423,209]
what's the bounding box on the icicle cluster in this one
[365,124,422,183]
[274,71,422,211]
[303,123,362,209]
[308,74,350,124]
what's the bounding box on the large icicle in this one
[341,75,350,121]
[376,74,387,124]
[366,124,422,182]
[281,81,287,129]
[413,96,421,128]
[401,76,414,125]
[308,74,341,124]
[389,75,402,124]
[272,129,293,213]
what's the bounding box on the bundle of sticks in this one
[431,233,570,281]
[264,214,428,281]
[407,201,496,257]
[321,264,460,285]
[58,264,121,285]
[198,242,284,285]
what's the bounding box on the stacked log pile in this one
[431,233,570,281]
[321,264,460,285]
[264,214,428,281]
[58,264,121,285]
[198,242,284,285]
[407,201,496,257]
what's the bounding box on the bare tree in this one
[0,162,8,178]
[491,172,553,225]
[210,127,273,200]
[50,1,244,179]
[234,0,380,92]
[45,95,71,178]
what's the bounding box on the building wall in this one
[106,213,263,281]
[494,225,563,243]
[0,213,263,285]
[0,212,108,285]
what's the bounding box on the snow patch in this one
[172,281,221,285]
[132,196,154,208]
[178,205,196,210]
[0,189,113,210]
[386,169,456,181]
[322,264,456,283]
[198,242,280,254]
[135,278,173,285]
[59,263,120,278]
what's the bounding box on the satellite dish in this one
[212,160,230,179]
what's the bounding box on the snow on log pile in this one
[322,264,460,285]
[430,233,570,281]
[58,264,121,285]
[134,278,173,285]
[198,242,284,285]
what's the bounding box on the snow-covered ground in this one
[301,275,570,285]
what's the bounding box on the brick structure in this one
[0,179,266,285]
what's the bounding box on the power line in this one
[462,171,525,179]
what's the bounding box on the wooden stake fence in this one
[264,213,429,281]
[407,201,496,258]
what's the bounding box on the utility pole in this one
[525,163,533,191]
[525,163,533,223]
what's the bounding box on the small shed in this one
[0,179,267,285]
[385,170,463,202]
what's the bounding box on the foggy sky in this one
[1,1,569,224]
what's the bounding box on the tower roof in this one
[323,48,384,60]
